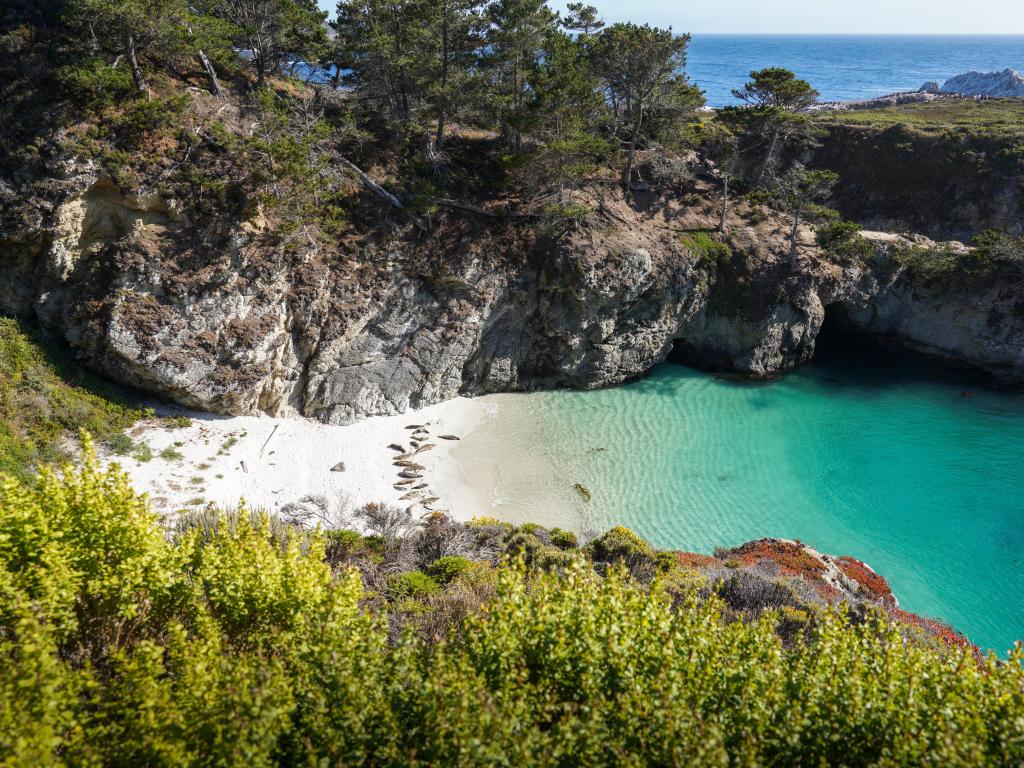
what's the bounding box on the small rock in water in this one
[399,470,423,479]
[415,444,436,453]
[388,443,405,452]
[439,434,460,441]
[573,483,592,502]
[394,460,414,467]
[399,491,423,500]
[405,424,426,430]
[331,462,346,472]
[412,483,429,489]
[407,462,425,471]
[395,478,415,486]
[393,484,409,491]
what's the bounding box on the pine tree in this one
[591,23,702,186]
[481,0,560,150]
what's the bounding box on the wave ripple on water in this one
[452,352,1024,653]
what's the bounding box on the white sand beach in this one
[106,397,496,525]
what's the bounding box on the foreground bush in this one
[1,449,1022,765]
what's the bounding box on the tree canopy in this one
[731,66,819,111]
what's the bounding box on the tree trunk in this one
[124,30,148,96]
[436,11,450,145]
[198,49,222,97]
[756,123,780,187]
[718,175,730,233]
[789,205,802,268]
[255,49,266,88]
[623,104,644,187]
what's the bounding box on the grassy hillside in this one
[1,449,1021,765]
[813,98,1024,138]
[0,317,147,480]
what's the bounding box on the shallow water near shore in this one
[452,337,1024,653]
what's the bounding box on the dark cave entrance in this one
[812,303,1000,390]
[812,304,878,365]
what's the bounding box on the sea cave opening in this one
[811,303,998,391]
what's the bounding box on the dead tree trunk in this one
[718,175,730,234]
[340,159,432,232]
[124,30,149,97]
[197,49,222,97]
[789,204,802,268]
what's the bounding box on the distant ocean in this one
[687,35,1024,106]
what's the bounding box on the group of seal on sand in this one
[388,423,459,514]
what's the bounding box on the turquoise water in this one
[453,344,1024,653]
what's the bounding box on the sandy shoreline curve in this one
[105,397,497,525]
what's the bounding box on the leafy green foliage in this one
[817,220,876,262]
[427,555,474,585]
[56,58,136,110]
[549,527,578,550]
[591,22,703,184]
[2,454,1023,764]
[731,67,819,110]
[682,231,733,267]
[0,318,145,481]
[812,98,1024,138]
[586,524,655,570]
[894,230,1024,281]
[389,570,442,597]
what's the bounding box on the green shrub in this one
[158,446,184,461]
[549,528,578,550]
[1,446,1023,765]
[107,433,135,455]
[323,528,363,559]
[427,556,474,585]
[389,570,441,598]
[586,525,656,565]
[112,96,190,149]
[894,230,1023,281]
[57,58,134,110]
[816,220,876,262]
[972,229,1024,269]
[132,442,154,463]
[681,230,732,267]
[816,220,861,249]
[0,319,143,480]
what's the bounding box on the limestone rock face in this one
[3,174,1022,423]
[938,69,1024,98]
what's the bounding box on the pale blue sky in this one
[318,0,1024,34]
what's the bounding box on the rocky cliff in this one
[936,69,1024,98]
[808,122,1024,242]
[3,158,1023,424]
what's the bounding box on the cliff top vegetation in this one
[812,97,1024,137]
[2,445,1021,765]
